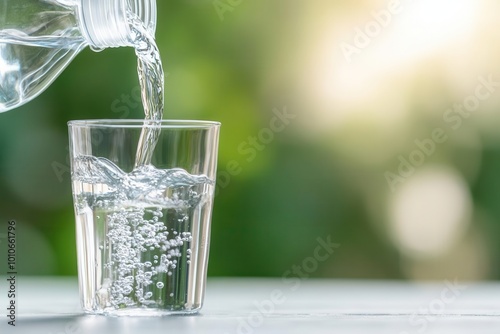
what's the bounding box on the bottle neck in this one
[78,0,157,49]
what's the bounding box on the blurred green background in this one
[2,0,500,281]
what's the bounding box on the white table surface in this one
[1,277,500,333]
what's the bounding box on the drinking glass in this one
[68,120,220,316]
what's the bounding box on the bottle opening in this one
[78,0,157,49]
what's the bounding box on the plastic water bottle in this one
[0,0,157,112]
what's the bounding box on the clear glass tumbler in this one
[68,120,220,316]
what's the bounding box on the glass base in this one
[84,306,201,317]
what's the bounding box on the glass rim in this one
[68,119,221,129]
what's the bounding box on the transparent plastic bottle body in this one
[0,0,86,111]
[0,0,157,112]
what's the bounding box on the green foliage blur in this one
[1,0,500,281]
